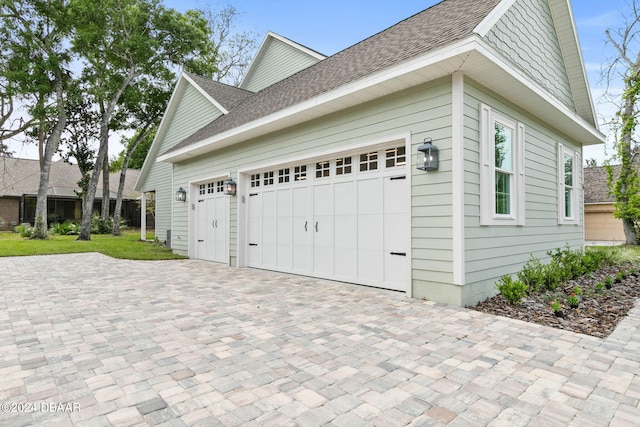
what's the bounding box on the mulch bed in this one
[472,264,640,338]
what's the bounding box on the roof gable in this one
[135,73,250,191]
[478,0,596,127]
[239,31,326,92]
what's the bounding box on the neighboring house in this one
[136,0,605,306]
[0,157,145,231]
[583,165,625,244]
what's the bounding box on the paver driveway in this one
[1,253,639,426]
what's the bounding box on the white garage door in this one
[195,180,229,263]
[246,143,410,291]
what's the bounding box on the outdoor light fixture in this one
[223,177,237,196]
[416,138,439,171]
[175,187,187,202]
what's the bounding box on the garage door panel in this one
[245,143,409,293]
[334,247,357,279]
[247,193,262,266]
[358,248,384,283]
[194,190,228,264]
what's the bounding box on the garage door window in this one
[279,168,290,183]
[216,180,224,193]
[263,171,274,186]
[250,174,261,187]
[386,146,406,168]
[360,152,378,171]
[336,157,352,175]
[294,165,307,181]
[316,161,330,178]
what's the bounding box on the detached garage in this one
[136,0,605,306]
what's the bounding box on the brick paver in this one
[1,252,639,425]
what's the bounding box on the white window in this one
[263,171,274,186]
[278,168,290,183]
[315,161,330,178]
[480,104,525,226]
[558,144,579,224]
[336,157,352,175]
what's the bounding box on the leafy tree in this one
[69,0,214,241]
[0,0,73,239]
[604,2,640,244]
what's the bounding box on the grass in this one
[0,230,186,261]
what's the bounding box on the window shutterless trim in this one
[480,104,525,226]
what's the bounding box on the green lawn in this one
[0,230,186,260]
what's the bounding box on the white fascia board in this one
[473,0,517,36]
[548,0,599,128]
[135,73,189,191]
[474,38,606,144]
[158,37,478,163]
[268,31,326,60]
[182,73,229,115]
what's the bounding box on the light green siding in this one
[172,79,456,295]
[462,78,583,306]
[484,0,575,112]
[141,84,223,244]
[242,37,322,92]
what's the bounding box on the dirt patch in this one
[472,264,640,338]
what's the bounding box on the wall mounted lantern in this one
[417,138,439,171]
[223,177,237,196]
[175,187,187,202]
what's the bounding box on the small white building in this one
[136,0,604,306]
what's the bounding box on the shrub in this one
[495,275,528,305]
[89,215,128,235]
[15,223,33,238]
[517,256,547,294]
[49,221,79,235]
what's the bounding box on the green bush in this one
[15,223,33,238]
[517,256,546,294]
[495,275,528,305]
[90,215,128,235]
[49,221,79,235]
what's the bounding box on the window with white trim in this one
[359,152,378,172]
[278,168,290,183]
[216,180,224,193]
[480,104,525,226]
[336,157,352,175]
[294,165,307,181]
[263,171,274,186]
[250,174,261,188]
[315,161,330,178]
[558,144,579,224]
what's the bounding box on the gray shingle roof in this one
[584,166,616,204]
[165,0,501,155]
[184,72,254,112]
[0,157,141,200]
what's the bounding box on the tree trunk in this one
[112,166,127,236]
[620,89,638,245]
[33,77,67,239]
[102,154,110,219]
[623,218,637,244]
[77,67,140,241]
[77,122,108,241]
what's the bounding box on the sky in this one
[5,0,633,164]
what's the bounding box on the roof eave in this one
[158,35,604,164]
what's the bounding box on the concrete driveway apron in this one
[0,253,639,426]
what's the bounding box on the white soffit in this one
[158,35,604,164]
